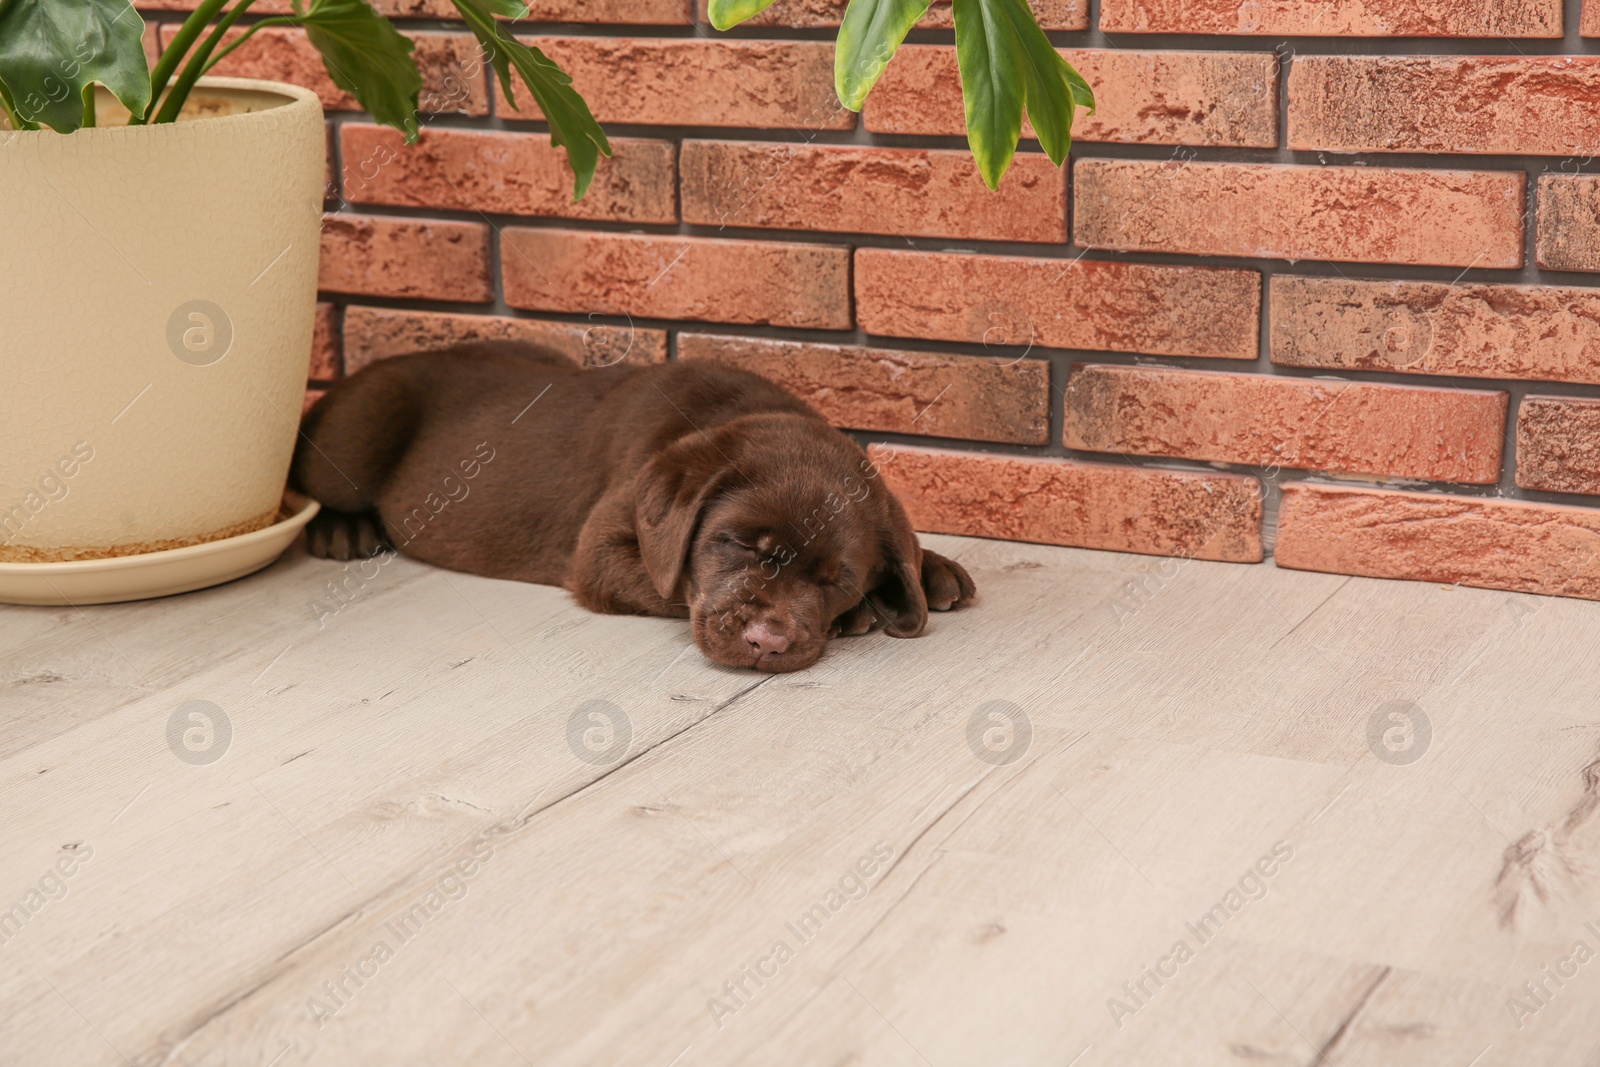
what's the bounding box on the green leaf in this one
[706,0,780,31]
[481,0,528,14]
[951,0,1023,190]
[451,0,611,201]
[996,0,1072,166]
[301,0,422,141]
[1065,61,1094,112]
[0,0,149,132]
[834,0,930,111]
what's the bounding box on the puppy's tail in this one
[290,361,423,513]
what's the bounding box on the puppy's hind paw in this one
[921,549,976,612]
[305,509,391,561]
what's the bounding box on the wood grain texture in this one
[3,536,1600,1065]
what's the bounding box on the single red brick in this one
[1290,56,1600,155]
[526,37,850,131]
[319,215,492,303]
[865,46,1277,148]
[677,334,1049,444]
[1271,276,1600,385]
[1074,159,1524,268]
[1276,483,1600,600]
[705,0,1087,29]
[139,0,692,18]
[1099,0,1560,36]
[342,306,667,374]
[310,303,340,379]
[1537,175,1600,271]
[527,0,693,21]
[680,141,1066,243]
[199,28,488,115]
[1586,0,1600,35]
[339,125,676,224]
[855,249,1259,360]
[867,444,1263,562]
[1063,364,1507,483]
[501,229,851,329]
[1516,396,1600,494]
[140,0,455,12]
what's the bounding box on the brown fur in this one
[290,342,975,672]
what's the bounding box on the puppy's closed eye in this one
[814,568,850,589]
[722,531,782,555]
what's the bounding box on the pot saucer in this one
[0,495,320,606]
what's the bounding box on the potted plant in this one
[0,0,1086,604]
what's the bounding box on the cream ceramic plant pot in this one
[0,78,323,584]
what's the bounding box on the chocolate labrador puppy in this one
[291,342,974,672]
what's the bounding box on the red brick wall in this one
[143,0,1600,600]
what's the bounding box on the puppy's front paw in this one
[829,599,881,638]
[921,549,976,612]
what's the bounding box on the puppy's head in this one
[634,414,927,673]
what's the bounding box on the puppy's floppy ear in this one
[866,498,929,639]
[634,431,736,602]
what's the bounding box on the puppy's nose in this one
[744,622,789,658]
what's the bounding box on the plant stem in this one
[152,0,259,125]
[82,86,96,128]
[0,80,34,131]
[202,15,296,74]
[138,0,233,123]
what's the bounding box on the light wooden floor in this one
[3,534,1600,1066]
